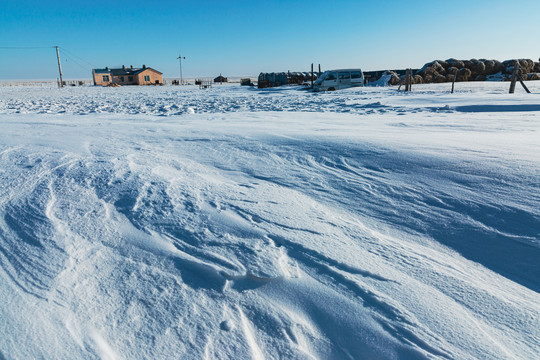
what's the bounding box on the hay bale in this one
[527,73,539,81]
[534,62,540,72]
[503,60,517,74]
[462,60,474,69]
[458,68,472,81]
[446,73,455,82]
[388,71,400,85]
[470,60,486,76]
[424,67,439,77]
[413,75,423,84]
[423,74,434,83]
[433,74,446,83]
[431,61,446,74]
[493,60,505,73]
[519,59,534,74]
[474,74,487,81]
[481,60,496,74]
[446,58,464,69]
[437,60,450,69]
[417,61,445,77]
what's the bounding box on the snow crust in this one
[0,82,539,359]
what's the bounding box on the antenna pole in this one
[55,46,63,87]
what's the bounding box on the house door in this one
[338,72,351,89]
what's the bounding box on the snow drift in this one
[0,82,539,359]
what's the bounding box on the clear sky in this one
[1,0,540,80]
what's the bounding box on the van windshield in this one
[325,73,337,81]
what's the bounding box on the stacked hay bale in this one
[387,71,401,86]
[413,58,540,83]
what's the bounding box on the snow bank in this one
[0,82,539,359]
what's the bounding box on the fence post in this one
[509,61,519,94]
[451,68,458,93]
[518,76,531,93]
[311,63,314,89]
[404,68,412,92]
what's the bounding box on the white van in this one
[313,69,364,91]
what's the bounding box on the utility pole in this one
[55,46,63,87]
[177,54,186,85]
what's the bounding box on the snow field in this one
[0,82,539,359]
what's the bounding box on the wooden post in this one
[55,46,63,88]
[311,63,314,89]
[404,69,408,91]
[518,76,531,93]
[404,70,408,91]
[405,68,412,92]
[318,64,321,76]
[451,68,458,93]
[405,69,408,91]
[509,61,519,94]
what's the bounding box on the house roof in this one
[92,67,163,76]
[110,68,143,76]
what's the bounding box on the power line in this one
[62,52,91,72]
[59,47,94,68]
[0,46,55,49]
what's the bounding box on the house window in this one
[128,76,133,82]
[144,75,150,81]
[119,76,124,82]
[102,75,109,81]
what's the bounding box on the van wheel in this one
[327,87,335,91]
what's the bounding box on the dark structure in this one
[257,71,318,88]
[241,78,254,86]
[214,75,228,83]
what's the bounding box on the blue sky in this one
[1,0,540,79]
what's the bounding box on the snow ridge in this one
[0,82,539,359]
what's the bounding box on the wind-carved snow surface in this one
[0,82,539,359]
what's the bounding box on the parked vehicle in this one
[313,69,364,91]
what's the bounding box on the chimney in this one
[122,65,125,69]
[142,64,146,69]
[105,66,108,70]
[130,65,133,69]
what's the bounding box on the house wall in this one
[136,69,163,85]
[93,71,112,86]
[113,74,137,85]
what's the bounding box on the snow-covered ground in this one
[0,82,539,359]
